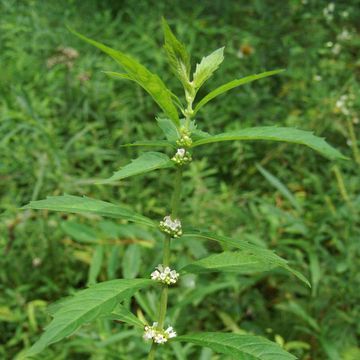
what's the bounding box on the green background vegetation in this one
[1,0,359,359]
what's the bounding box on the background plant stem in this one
[147,167,183,359]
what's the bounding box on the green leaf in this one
[191,126,346,160]
[174,332,296,360]
[156,117,180,142]
[122,244,141,279]
[180,251,281,275]
[256,164,301,211]
[182,231,310,286]
[87,245,104,285]
[194,69,284,114]
[162,17,191,88]
[69,28,179,126]
[61,221,99,244]
[100,152,174,184]
[106,304,145,329]
[23,195,156,227]
[121,140,174,148]
[103,71,133,81]
[193,47,224,90]
[26,279,153,356]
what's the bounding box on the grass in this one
[1,1,359,359]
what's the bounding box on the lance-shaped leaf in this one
[121,140,174,148]
[193,47,224,90]
[26,279,153,356]
[23,195,156,227]
[106,304,145,329]
[194,69,284,114]
[100,152,174,184]
[191,126,346,160]
[180,251,282,275]
[162,17,191,88]
[69,28,179,126]
[174,332,296,360]
[182,231,310,286]
[156,117,180,142]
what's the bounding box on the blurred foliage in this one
[0,0,359,359]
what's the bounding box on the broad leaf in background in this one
[26,279,153,356]
[192,126,346,160]
[61,221,99,244]
[180,251,281,274]
[162,17,191,89]
[174,332,296,360]
[100,152,174,183]
[122,244,142,279]
[87,245,104,285]
[194,69,284,114]
[70,28,179,126]
[23,195,156,227]
[182,231,310,286]
[193,47,224,90]
[256,164,302,211]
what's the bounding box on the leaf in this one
[180,251,281,275]
[156,117,180,141]
[26,279,153,356]
[61,221,99,244]
[182,231,310,286]
[106,304,145,328]
[194,69,284,114]
[162,17,191,88]
[69,28,179,126]
[193,47,224,90]
[174,332,296,360]
[23,195,156,227]
[87,245,104,285]
[103,71,133,81]
[100,152,174,183]
[256,164,301,211]
[122,244,141,279]
[191,126,346,160]
[121,140,174,148]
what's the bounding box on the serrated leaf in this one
[100,152,174,184]
[174,332,296,360]
[162,17,190,88]
[106,304,145,329]
[156,117,180,141]
[193,47,224,90]
[69,28,179,126]
[23,195,155,227]
[191,126,346,160]
[121,140,174,148]
[26,279,153,356]
[194,69,284,114]
[180,251,280,274]
[182,231,310,287]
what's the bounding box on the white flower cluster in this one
[172,148,192,165]
[176,134,192,147]
[143,322,177,344]
[159,215,182,237]
[151,264,179,285]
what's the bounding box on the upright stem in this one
[147,167,183,359]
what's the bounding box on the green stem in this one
[147,167,183,359]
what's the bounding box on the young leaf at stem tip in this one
[162,17,191,91]
[68,27,179,126]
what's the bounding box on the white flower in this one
[338,29,351,41]
[151,264,179,285]
[331,43,341,55]
[143,323,177,344]
[314,75,322,82]
[171,148,192,165]
[159,215,182,237]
